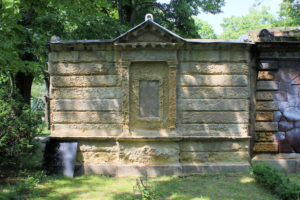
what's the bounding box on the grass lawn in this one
[0,171,280,200]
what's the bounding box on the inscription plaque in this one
[139,80,159,117]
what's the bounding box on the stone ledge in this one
[252,153,300,174]
[75,163,250,176]
[50,135,251,142]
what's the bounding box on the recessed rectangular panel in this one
[139,80,159,117]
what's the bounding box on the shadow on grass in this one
[112,173,279,200]
[0,172,279,200]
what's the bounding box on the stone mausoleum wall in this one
[48,17,300,175]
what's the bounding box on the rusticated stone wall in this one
[177,44,250,137]
[48,19,254,176]
[49,44,123,137]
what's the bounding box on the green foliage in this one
[154,0,224,38]
[0,84,42,176]
[219,7,276,39]
[276,0,300,26]
[252,163,300,200]
[194,18,217,39]
[134,176,158,200]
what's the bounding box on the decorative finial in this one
[145,13,153,21]
[50,35,61,42]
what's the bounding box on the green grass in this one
[0,172,281,200]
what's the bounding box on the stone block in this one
[52,112,122,123]
[77,152,118,164]
[256,91,274,101]
[253,143,278,152]
[78,141,118,152]
[252,158,297,174]
[257,71,274,80]
[182,164,250,174]
[180,75,248,86]
[180,112,249,124]
[51,99,121,111]
[256,101,278,111]
[180,62,248,74]
[121,49,176,61]
[49,62,117,75]
[180,151,249,164]
[181,140,249,152]
[178,124,248,136]
[49,51,113,62]
[180,99,248,111]
[179,87,248,99]
[51,124,122,137]
[119,142,179,165]
[50,87,121,99]
[256,112,273,121]
[255,122,278,131]
[256,81,279,90]
[255,132,274,142]
[180,49,249,62]
[51,75,120,87]
[79,51,113,62]
[258,61,278,70]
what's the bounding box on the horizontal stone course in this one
[49,51,113,62]
[180,151,249,164]
[255,132,274,142]
[256,102,278,111]
[78,141,118,152]
[257,71,274,80]
[52,111,122,123]
[51,99,121,111]
[179,87,248,99]
[51,75,120,87]
[180,75,248,86]
[49,62,117,75]
[180,99,248,111]
[181,140,249,152]
[50,87,121,99]
[253,143,278,152]
[51,124,122,136]
[77,152,118,164]
[180,62,248,74]
[256,91,274,100]
[255,122,278,131]
[119,142,179,165]
[256,81,279,90]
[180,112,249,123]
[178,124,248,136]
[256,112,274,121]
[180,49,249,62]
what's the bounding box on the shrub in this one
[0,86,42,176]
[252,163,300,200]
[134,176,158,200]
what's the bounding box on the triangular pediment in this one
[114,20,185,43]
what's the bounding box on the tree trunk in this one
[15,71,34,105]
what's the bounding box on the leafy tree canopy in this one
[219,7,276,39]
[276,0,300,26]
[194,18,217,39]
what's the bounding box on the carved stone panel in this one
[129,62,169,135]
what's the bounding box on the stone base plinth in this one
[252,153,300,173]
[75,163,250,177]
